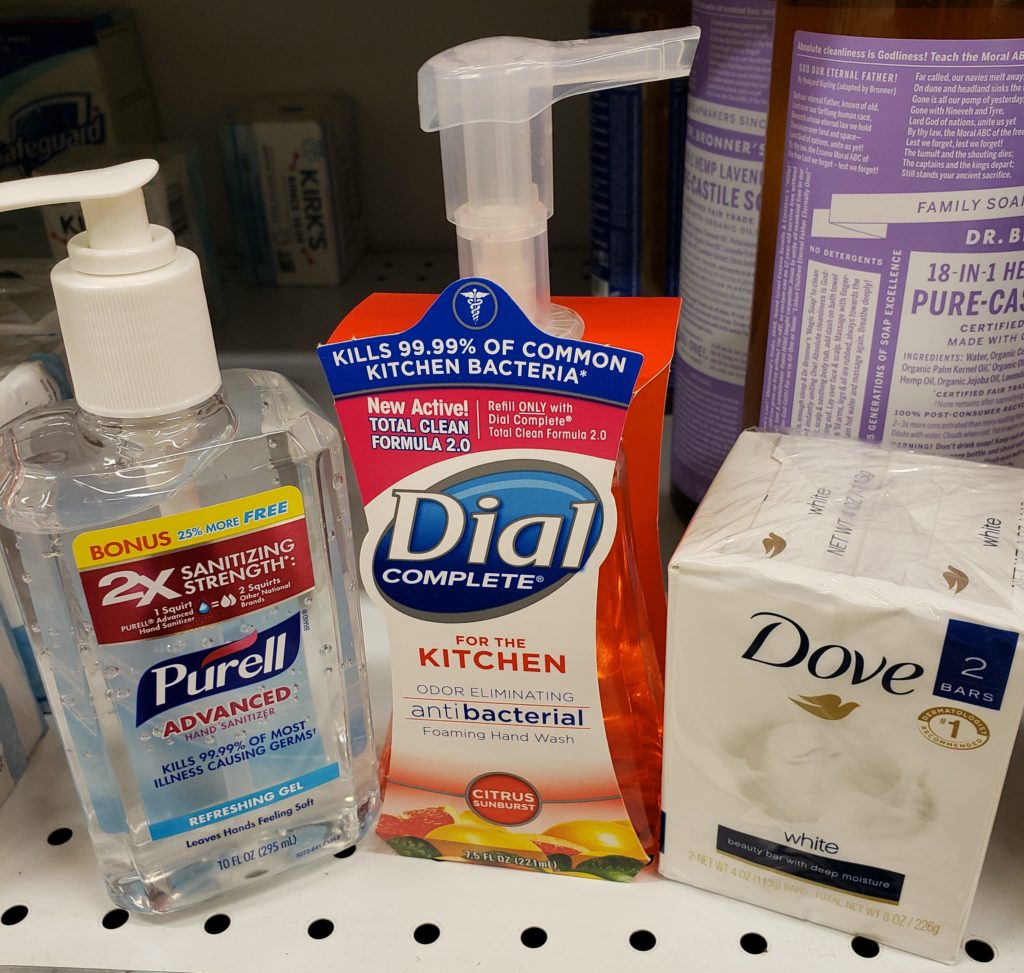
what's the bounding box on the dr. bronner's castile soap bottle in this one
[0,161,378,913]
[745,0,1024,464]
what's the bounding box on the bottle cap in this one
[0,160,220,418]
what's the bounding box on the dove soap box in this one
[660,431,1024,963]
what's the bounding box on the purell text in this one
[136,613,302,725]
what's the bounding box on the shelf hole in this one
[204,913,231,935]
[102,909,129,930]
[416,274,428,282]
[307,918,334,940]
[740,932,768,955]
[383,261,395,269]
[1,905,27,926]
[46,827,73,846]
[629,929,657,952]
[520,926,547,949]
[422,260,434,269]
[414,923,441,945]
[376,275,389,282]
[334,845,356,859]
[965,939,996,963]
[851,937,880,958]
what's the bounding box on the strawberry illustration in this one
[534,840,582,856]
[376,806,455,840]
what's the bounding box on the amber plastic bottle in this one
[594,458,665,854]
[744,0,1024,429]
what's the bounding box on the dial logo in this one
[372,462,604,620]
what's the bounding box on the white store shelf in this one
[1,591,1023,972]
[1,257,1020,970]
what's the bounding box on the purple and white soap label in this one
[672,0,776,503]
[762,33,1024,465]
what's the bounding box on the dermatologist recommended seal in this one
[917,706,990,750]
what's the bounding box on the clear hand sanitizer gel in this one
[0,161,378,913]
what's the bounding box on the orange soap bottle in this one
[320,28,696,878]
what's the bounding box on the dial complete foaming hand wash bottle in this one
[0,161,378,913]
[319,27,698,880]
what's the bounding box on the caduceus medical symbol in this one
[460,288,489,324]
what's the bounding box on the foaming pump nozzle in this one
[418,27,700,334]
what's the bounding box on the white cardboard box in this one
[223,94,364,286]
[0,9,159,256]
[661,431,1024,963]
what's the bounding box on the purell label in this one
[661,431,1024,962]
[135,613,301,726]
[320,279,652,879]
[73,488,339,845]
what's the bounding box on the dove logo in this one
[790,693,859,721]
[453,282,497,330]
[943,565,969,594]
[762,532,786,558]
[741,612,925,695]
[372,463,603,620]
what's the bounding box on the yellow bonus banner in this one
[73,486,305,570]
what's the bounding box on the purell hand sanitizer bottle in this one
[0,161,378,913]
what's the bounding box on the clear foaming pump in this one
[0,161,378,913]
[418,27,700,335]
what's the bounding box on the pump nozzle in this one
[418,27,700,329]
[0,159,179,273]
[0,160,219,418]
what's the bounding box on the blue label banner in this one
[149,763,340,839]
[933,619,1017,712]
[318,278,643,407]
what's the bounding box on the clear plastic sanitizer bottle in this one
[0,161,378,913]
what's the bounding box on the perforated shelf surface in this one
[2,264,1021,970]
[1,596,1022,972]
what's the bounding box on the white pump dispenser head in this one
[419,27,700,332]
[0,160,220,418]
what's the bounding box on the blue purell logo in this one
[136,613,301,726]
[1,94,106,173]
[453,282,498,330]
[372,462,604,620]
